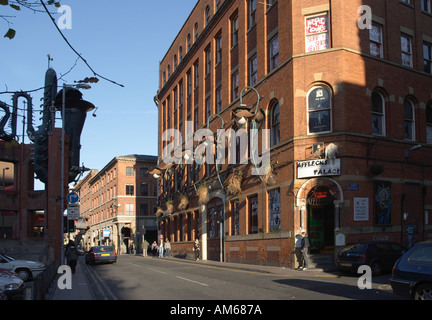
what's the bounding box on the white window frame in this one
[404,98,415,141]
[401,34,413,67]
[371,91,386,136]
[370,23,383,58]
[422,0,431,13]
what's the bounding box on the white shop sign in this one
[297,159,341,179]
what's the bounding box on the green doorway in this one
[307,187,335,254]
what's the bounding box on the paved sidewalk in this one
[48,257,94,300]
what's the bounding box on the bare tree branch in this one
[39,0,124,87]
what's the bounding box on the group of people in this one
[143,239,201,261]
[147,240,172,257]
[66,234,308,270]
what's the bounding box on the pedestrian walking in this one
[143,239,149,257]
[164,239,171,257]
[159,239,164,257]
[294,233,303,270]
[193,239,200,261]
[298,231,310,270]
[65,240,78,274]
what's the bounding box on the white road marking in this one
[176,276,209,287]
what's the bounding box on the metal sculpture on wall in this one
[33,68,58,184]
[0,101,14,142]
[0,91,35,143]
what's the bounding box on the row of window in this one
[162,0,278,87]
[162,0,432,88]
[162,0,224,85]
[88,202,156,226]
[370,23,432,74]
[372,90,432,143]
[163,189,281,241]
[160,85,432,199]
[401,0,432,13]
[162,4,279,138]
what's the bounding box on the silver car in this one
[0,254,45,281]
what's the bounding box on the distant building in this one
[75,155,159,254]
[154,0,432,268]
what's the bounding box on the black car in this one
[390,241,432,300]
[85,246,117,265]
[336,241,405,276]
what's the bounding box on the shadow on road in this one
[273,278,402,300]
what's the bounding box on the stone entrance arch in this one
[296,177,344,234]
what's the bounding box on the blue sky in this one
[0,0,197,179]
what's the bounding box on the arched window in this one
[307,86,332,134]
[179,46,183,62]
[371,91,385,136]
[270,100,280,146]
[404,97,415,141]
[426,101,432,144]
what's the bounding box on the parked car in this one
[0,268,25,299]
[0,288,6,300]
[0,254,45,281]
[390,241,432,300]
[85,246,117,265]
[77,247,85,256]
[336,241,405,276]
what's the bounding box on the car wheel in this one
[370,262,382,276]
[16,268,32,282]
[414,284,432,300]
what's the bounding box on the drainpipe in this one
[201,204,207,261]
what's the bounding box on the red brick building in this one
[154,0,432,268]
[75,155,159,254]
[0,129,67,265]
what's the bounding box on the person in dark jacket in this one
[65,240,78,274]
[193,239,201,261]
[299,232,310,270]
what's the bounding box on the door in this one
[307,187,335,253]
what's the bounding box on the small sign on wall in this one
[354,197,369,221]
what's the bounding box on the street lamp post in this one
[60,83,92,265]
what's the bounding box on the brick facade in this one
[75,155,159,254]
[155,0,432,267]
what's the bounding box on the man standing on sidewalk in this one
[299,231,310,270]
[143,239,149,257]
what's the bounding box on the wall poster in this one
[374,181,392,225]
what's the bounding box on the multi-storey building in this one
[75,154,159,254]
[154,0,432,267]
[0,129,66,264]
